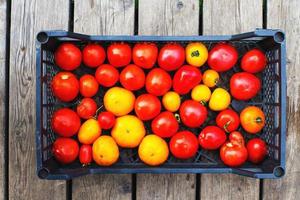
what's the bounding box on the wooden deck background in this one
[0,0,299,199]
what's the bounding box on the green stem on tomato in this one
[174,113,181,123]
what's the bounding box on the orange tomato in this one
[78,119,101,144]
[93,135,119,166]
[138,135,169,166]
[240,106,265,134]
[203,69,219,88]
[111,115,146,148]
[104,87,135,116]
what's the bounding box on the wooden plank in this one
[263,1,300,199]
[201,0,262,200]
[74,0,134,35]
[8,0,68,199]
[137,174,196,200]
[139,0,199,36]
[72,174,132,199]
[72,0,134,199]
[137,0,199,199]
[0,0,6,199]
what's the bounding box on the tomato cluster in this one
[51,41,268,167]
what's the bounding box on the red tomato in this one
[95,64,119,87]
[216,109,240,133]
[151,111,179,138]
[158,43,185,71]
[173,65,202,95]
[169,131,199,159]
[79,144,93,165]
[208,43,238,72]
[120,64,146,91]
[241,49,267,73]
[230,72,261,100]
[82,44,106,68]
[179,100,207,128]
[107,43,131,67]
[146,68,172,96]
[51,72,79,102]
[247,138,267,164]
[229,131,245,146]
[76,98,97,119]
[54,43,82,71]
[135,94,161,121]
[133,43,158,69]
[198,126,227,150]
[79,74,99,97]
[97,111,116,130]
[52,138,79,164]
[52,108,81,137]
[220,131,248,167]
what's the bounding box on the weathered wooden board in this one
[72,0,134,199]
[203,0,262,35]
[74,0,134,35]
[8,0,68,199]
[72,174,132,200]
[137,0,199,199]
[201,0,262,199]
[137,174,196,200]
[139,0,199,36]
[0,0,6,199]
[263,1,300,199]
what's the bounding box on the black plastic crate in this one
[36,29,286,180]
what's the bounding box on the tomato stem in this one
[255,117,263,123]
[94,105,104,118]
[223,121,231,133]
[214,78,219,85]
[200,100,207,106]
[174,113,181,123]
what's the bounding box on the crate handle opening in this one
[274,31,285,43]
[37,32,49,44]
[273,166,285,177]
[38,167,50,179]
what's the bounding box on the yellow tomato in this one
[78,119,101,144]
[104,87,135,116]
[209,88,231,111]
[162,91,181,112]
[203,69,220,88]
[185,42,208,67]
[191,84,211,103]
[93,135,119,166]
[138,134,169,166]
[111,115,146,148]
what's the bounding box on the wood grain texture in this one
[0,0,6,199]
[137,174,196,200]
[203,0,262,35]
[201,0,262,200]
[72,174,132,200]
[139,0,199,36]
[137,1,199,199]
[8,0,68,199]
[74,0,134,35]
[72,1,134,199]
[263,1,300,199]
